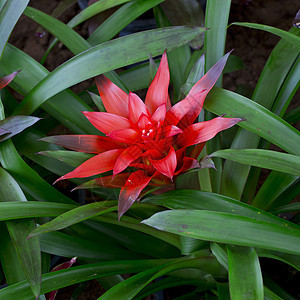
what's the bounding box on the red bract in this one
[51,52,243,218]
[0,71,20,90]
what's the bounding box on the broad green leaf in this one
[268,178,300,210]
[271,202,300,214]
[88,0,164,45]
[94,212,181,249]
[205,88,300,156]
[227,246,263,300]
[232,22,300,49]
[29,202,117,238]
[24,6,90,54]
[272,55,300,117]
[41,0,132,62]
[0,0,29,59]
[143,189,299,229]
[0,258,176,299]
[85,218,181,259]
[0,202,77,221]
[12,26,206,115]
[142,210,300,255]
[0,139,75,204]
[210,243,228,271]
[0,167,41,297]
[99,255,222,300]
[204,0,231,82]
[220,27,300,199]
[251,172,298,210]
[6,220,41,298]
[0,44,97,134]
[39,231,137,261]
[0,116,40,142]
[257,249,300,271]
[37,150,93,168]
[210,149,300,176]
[204,0,231,192]
[0,223,26,285]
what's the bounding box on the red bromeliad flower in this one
[48,52,243,218]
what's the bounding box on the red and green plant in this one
[0,1,299,299]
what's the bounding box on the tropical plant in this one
[0,0,299,299]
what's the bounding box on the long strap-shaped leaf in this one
[220,27,300,199]
[0,258,181,299]
[12,26,205,116]
[142,210,300,255]
[203,0,231,193]
[210,149,300,176]
[232,22,300,49]
[0,0,29,59]
[0,167,41,298]
[204,88,300,156]
[228,246,264,300]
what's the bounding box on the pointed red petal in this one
[151,104,166,123]
[82,111,131,134]
[145,52,170,115]
[178,117,243,148]
[95,75,129,117]
[39,135,124,153]
[113,145,143,175]
[128,92,149,124]
[162,125,182,138]
[54,149,123,182]
[165,52,231,127]
[149,146,177,180]
[46,257,77,300]
[73,173,131,190]
[0,71,20,89]
[138,114,152,130]
[175,157,200,175]
[119,171,153,219]
[108,128,140,144]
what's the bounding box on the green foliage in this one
[0,0,298,299]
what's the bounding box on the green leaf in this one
[6,219,41,298]
[204,0,231,82]
[0,258,176,299]
[210,149,300,176]
[0,116,40,142]
[0,167,41,297]
[0,139,75,204]
[271,202,300,214]
[0,223,26,285]
[227,246,263,300]
[39,231,136,261]
[0,202,77,221]
[99,255,221,300]
[143,189,299,229]
[0,44,97,134]
[231,22,300,49]
[251,172,298,210]
[41,0,132,62]
[88,0,164,45]
[220,27,300,199]
[0,0,29,59]
[205,88,300,156]
[142,210,300,255]
[29,202,117,238]
[12,26,206,115]
[37,150,93,168]
[23,6,90,55]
